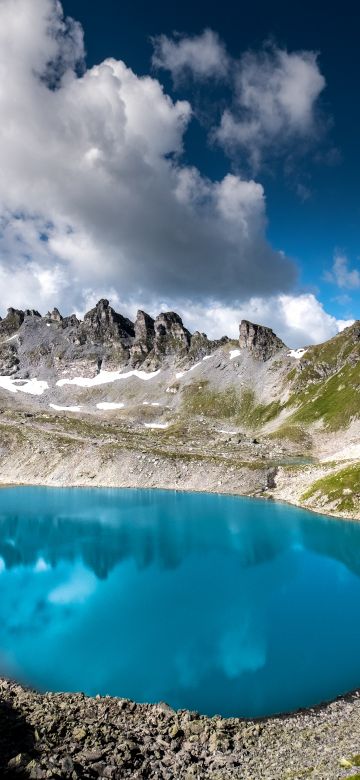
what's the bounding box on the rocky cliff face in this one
[83,299,135,345]
[153,312,191,358]
[1,301,308,379]
[0,300,233,377]
[130,310,155,366]
[0,307,25,338]
[239,320,286,361]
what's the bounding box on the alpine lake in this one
[1,486,360,719]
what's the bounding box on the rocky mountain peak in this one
[135,310,155,339]
[0,307,25,338]
[48,308,63,322]
[24,309,41,318]
[134,310,155,342]
[239,319,286,361]
[130,310,155,365]
[84,299,135,344]
[154,312,191,359]
[0,299,250,377]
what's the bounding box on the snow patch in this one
[96,402,125,410]
[50,403,81,412]
[57,369,161,388]
[288,348,307,359]
[176,356,213,380]
[144,423,169,429]
[322,443,360,462]
[217,429,238,435]
[0,377,48,395]
[229,349,241,360]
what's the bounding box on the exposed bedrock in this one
[130,309,156,366]
[0,301,218,375]
[0,307,25,338]
[239,319,286,361]
[0,297,290,377]
[153,311,191,360]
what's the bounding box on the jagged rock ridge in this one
[0,298,293,377]
[0,300,230,377]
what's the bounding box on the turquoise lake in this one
[1,486,360,718]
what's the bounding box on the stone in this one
[168,723,182,739]
[24,309,41,318]
[0,298,233,377]
[131,310,155,364]
[0,307,25,337]
[154,312,191,359]
[8,752,31,768]
[0,343,19,374]
[2,676,360,780]
[60,755,74,773]
[239,319,286,361]
[73,726,87,741]
[48,308,63,322]
[82,749,104,762]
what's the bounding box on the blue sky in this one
[62,0,360,321]
[0,0,358,345]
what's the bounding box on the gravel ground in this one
[2,679,360,780]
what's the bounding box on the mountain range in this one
[0,298,359,519]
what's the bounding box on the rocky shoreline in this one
[1,678,360,780]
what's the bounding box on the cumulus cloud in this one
[216,46,326,170]
[72,289,352,349]
[174,293,353,347]
[324,253,360,290]
[0,0,298,319]
[152,29,229,82]
[0,2,341,350]
[152,31,326,172]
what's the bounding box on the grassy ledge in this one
[301,463,360,512]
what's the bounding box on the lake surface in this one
[1,487,360,718]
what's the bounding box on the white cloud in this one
[0,4,340,351]
[78,290,352,349]
[0,0,296,318]
[217,46,326,170]
[152,32,326,172]
[152,29,229,82]
[324,253,360,290]
[174,293,353,348]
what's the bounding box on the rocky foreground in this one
[1,679,360,780]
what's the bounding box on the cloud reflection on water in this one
[0,488,360,717]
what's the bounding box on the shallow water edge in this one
[0,476,358,525]
[1,677,360,780]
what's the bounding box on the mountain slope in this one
[0,300,359,518]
